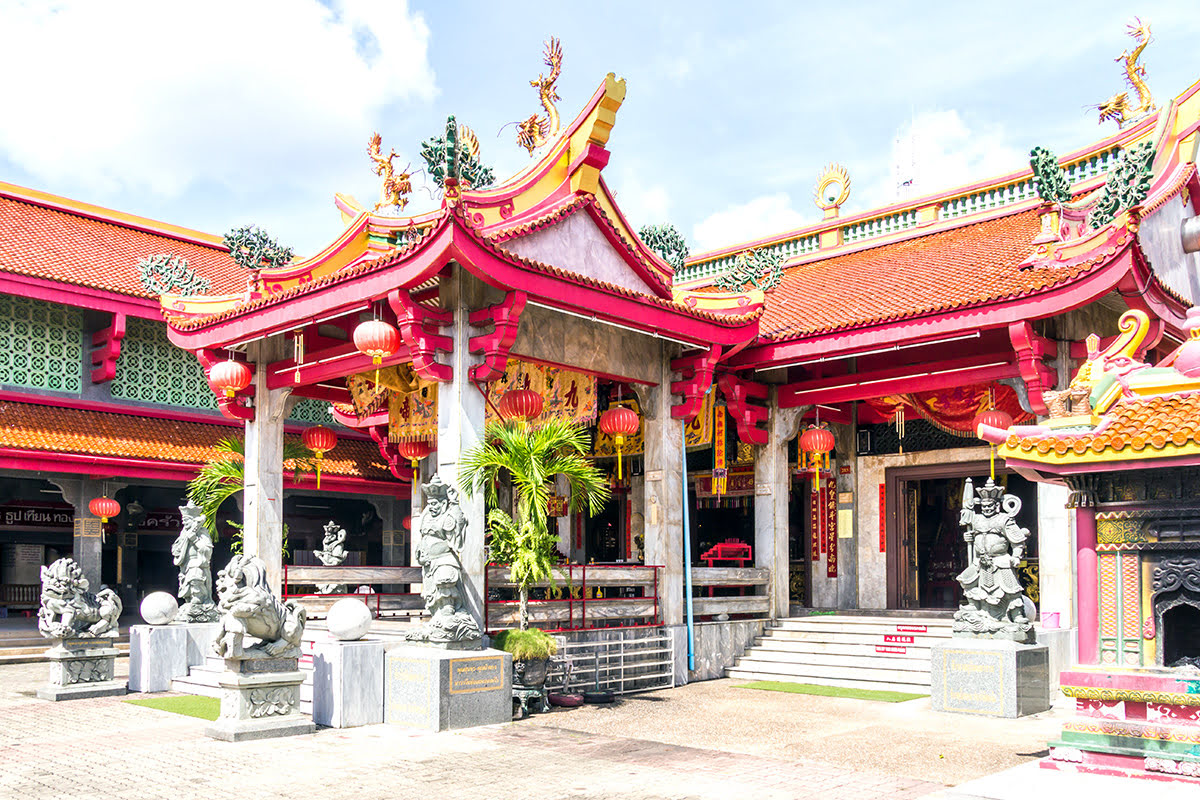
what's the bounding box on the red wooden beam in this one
[90,312,126,383]
[717,373,768,445]
[468,290,527,381]
[389,290,453,382]
[779,353,1020,407]
[265,340,413,390]
[670,345,720,421]
[197,348,256,422]
[1008,321,1058,416]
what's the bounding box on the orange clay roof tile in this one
[0,401,391,481]
[1011,393,1200,457]
[0,194,244,298]
[760,210,1083,339]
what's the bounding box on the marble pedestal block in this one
[931,639,1050,718]
[311,637,384,728]
[179,622,221,667]
[129,624,189,693]
[37,639,127,701]
[384,646,512,731]
[205,655,315,742]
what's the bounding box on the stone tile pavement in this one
[0,657,1162,800]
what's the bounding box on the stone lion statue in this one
[38,557,122,639]
[212,554,306,659]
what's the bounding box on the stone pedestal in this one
[37,639,126,701]
[311,637,384,728]
[384,646,512,731]
[205,655,315,742]
[129,625,189,693]
[931,639,1050,718]
[180,621,222,667]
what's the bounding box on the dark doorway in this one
[887,463,1039,610]
[585,494,624,563]
[1163,604,1200,667]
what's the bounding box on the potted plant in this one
[459,418,609,709]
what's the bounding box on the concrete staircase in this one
[726,614,953,694]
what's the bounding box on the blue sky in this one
[2,1,1198,259]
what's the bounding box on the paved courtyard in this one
[0,656,1089,800]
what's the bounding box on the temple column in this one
[409,460,427,597]
[434,265,488,627]
[1075,505,1099,665]
[639,348,684,628]
[50,478,104,591]
[243,338,291,595]
[754,396,804,619]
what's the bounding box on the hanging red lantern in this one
[88,496,120,523]
[402,515,412,531]
[396,440,433,469]
[599,406,640,480]
[353,319,401,383]
[974,408,1014,480]
[302,426,338,489]
[497,388,543,428]
[209,358,252,398]
[799,424,836,481]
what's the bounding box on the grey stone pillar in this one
[409,462,426,597]
[243,338,291,595]
[50,478,104,591]
[434,266,488,627]
[754,396,804,619]
[638,347,685,627]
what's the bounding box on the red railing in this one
[484,563,664,633]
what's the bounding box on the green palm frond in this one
[188,436,315,540]
[460,418,610,630]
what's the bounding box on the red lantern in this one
[799,424,836,480]
[353,319,401,383]
[599,406,640,480]
[88,496,120,523]
[396,440,433,469]
[974,408,1014,480]
[209,358,252,398]
[302,426,338,489]
[497,388,543,428]
[402,515,412,531]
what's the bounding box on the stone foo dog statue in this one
[38,557,122,639]
[212,554,306,659]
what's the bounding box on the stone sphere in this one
[326,598,373,640]
[140,592,179,626]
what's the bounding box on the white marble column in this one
[753,396,804,619]
[434,266,488,626]
[1037,482,1073,627]
[243,338,291,595]
[638,347,685,626]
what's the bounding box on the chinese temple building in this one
[5,35,1200,695]
[0,182,406,613]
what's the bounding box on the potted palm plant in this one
[459,418,609,710]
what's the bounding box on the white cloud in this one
[691,193,808,253]
[0,0,436,198]
[608,169,672,232]
[862,110,1027,207]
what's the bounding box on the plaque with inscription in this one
[385,657,436,728]
[449,656,503,694]
[942,648,1005,715]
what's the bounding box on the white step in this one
[764,630,947,647]
[772,618,953,636]
[752,639,935,657]
[729,656,931,685]
[726,669,930,695]
[739,649,930,672]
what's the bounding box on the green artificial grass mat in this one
[734,680,927,703]
[125,695,220,721]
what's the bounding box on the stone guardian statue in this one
[313,520,349,594]
[405,474,483,649]
[954,477,1036,643]
[172,501,219,622]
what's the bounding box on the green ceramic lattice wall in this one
[110,317,217,409]
[288,397,335,424]
[0,295,83,393]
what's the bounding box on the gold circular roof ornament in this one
[814,163,851,218]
